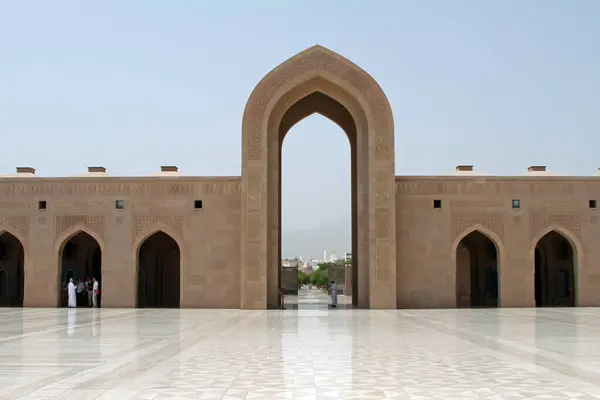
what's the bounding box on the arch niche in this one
[241,45,397,309]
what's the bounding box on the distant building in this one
[323,250,337,262]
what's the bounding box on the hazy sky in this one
[1,1,599,256]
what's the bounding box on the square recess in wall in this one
[590,200,597,209]
[194,200,203,209]
[38,200,47,210]
[433,199,442,209]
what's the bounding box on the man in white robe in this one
[67,278,77,308]
[92,277,99,308]
[329,280,338,308]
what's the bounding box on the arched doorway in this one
[281,115,352,309]
[137,231,180,308]
[241,45,396,309]
[0,231,25,307]
[455,231,499,308]
[59,231,102,307]
[534,231,575,307]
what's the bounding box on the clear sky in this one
[1,1,599,257]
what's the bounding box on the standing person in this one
[92,277,100,308]
[67,278,77,308]
[86,278,93,307]
[76,279,86,305]
[329,280,338,308]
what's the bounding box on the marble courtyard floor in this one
[1,300,600,398]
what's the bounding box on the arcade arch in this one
[0,231,25,307]
[58,231,102,307]
[455,230,499,308]
[241,45,396,309]
[534,230,576,307]
[137,231,181,308]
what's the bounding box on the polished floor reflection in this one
[2,307,600,399]
[285,287,353,310]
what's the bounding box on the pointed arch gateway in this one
[0,230,25,307]
[241,45,396,309]
[533,228,578,307]
[454,228,501,308]
[57,229,103,308]
[136,230,181,308]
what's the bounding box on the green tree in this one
[298,270,310,286]
[309,265,329,288]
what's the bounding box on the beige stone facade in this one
[0,46,598,309]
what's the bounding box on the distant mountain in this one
[282,217,351,260]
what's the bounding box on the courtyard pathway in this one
[1,307,600,398]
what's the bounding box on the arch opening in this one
[58,231,102,308]
[274,90,359,309]
[534,231,576,307]
[281,112,353,309]
[0,232,25,307]
[137,231,180,308]
[455,231,499,308]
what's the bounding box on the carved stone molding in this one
[132,200,186,210]
[0,201,30,209]
[54,201,106,209]
[55,215,105,239]
[0,181,241,198]
[450,199,505,208]
[396,180,600,197]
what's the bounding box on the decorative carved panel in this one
[374,168,391,208]
[55,215,105,239]
[0,216,29,238]
[132,215,184,241]
[531,214,581,238]
[375,210,390,240]
[376,242,391,281]
[451,214,503,238]
[202,183,241,196]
